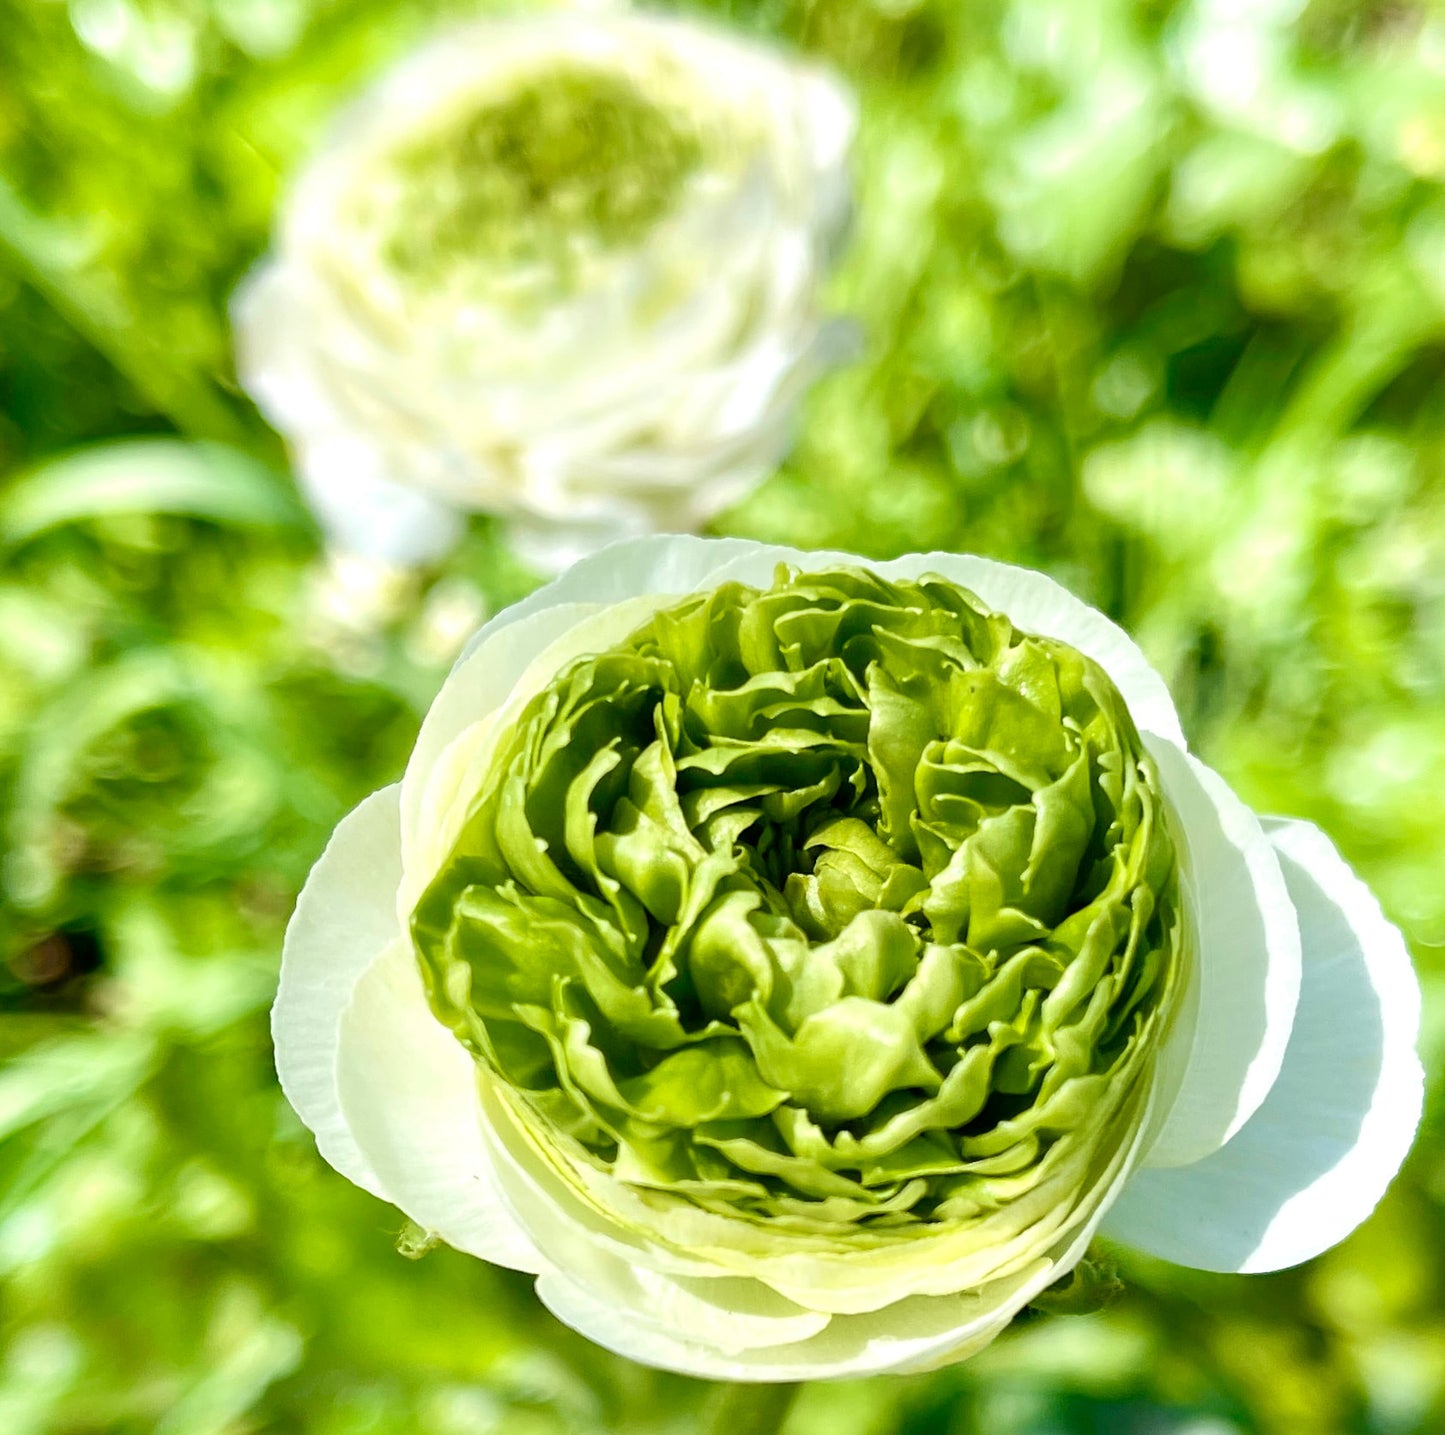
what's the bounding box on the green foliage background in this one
[2,0,1444,1430]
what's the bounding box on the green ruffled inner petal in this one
[411,566,1185,1248]
[378,66,706,307]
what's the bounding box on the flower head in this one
[234,14,856,571]
[275,537,1423,1380]
[415,566,1185,1237]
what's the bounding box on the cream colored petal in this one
[1138,742,1301,1168]
[533,1269,1039,1383]
[537,1265,830,1363]
[537,1167,1109,1387]
[1102,818,1422,1272]
[454,535,765,664]
[294,431,465,566]
[234,265,464,566]
[272,785,405,1198]
[399,601,608,866]
[533,1117,1137,1382]
[333,939,546,1273]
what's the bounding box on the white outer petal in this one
[234,263,464,566]
[533,1265,1048,1383]
[334,940,547,1273]
[400,601,611,871]
[533,1076,1155,1380]
[455,534,762,661]
[290,432,464,566]
[272,785,405,1199]
[275,784,543,1273]
[1138,741,1301,1167]
[538,1265,832,1365]
[454,537,1186,745]
[1102,818,1423,1272]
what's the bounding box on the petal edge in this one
[1103,818,1423,1271]
[273,784,405,1198]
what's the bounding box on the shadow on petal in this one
[1101,819,1422,1273]
[272,782,406,1199]
[1139,742,1300,1169]
[335,938,548,1274]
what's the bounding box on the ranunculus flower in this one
[274,537,1422,1380]
[233,12,855,573]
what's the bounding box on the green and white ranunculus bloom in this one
[233,13,855,574]
[275,537,1423,1381]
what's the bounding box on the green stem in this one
[702,1381,802,1435]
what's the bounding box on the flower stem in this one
[702,1381,801,1435]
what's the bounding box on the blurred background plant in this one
[2,0,1445,1431]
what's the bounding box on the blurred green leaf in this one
[0,440,308,550]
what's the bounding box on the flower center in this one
[378,66,705,307]
[412,568,1185,1237]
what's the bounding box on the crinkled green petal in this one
[411,566,1185,1265]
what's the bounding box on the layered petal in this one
[276,534,1421,1383]
[233,16,856,566]
[334,940,546,1272]
[1102,818,1422,1272]
[1132,743,1300,1168]
[535,1258,1049,1382]
[272,784,406,1198]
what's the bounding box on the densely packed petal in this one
[274,536,1421,1379]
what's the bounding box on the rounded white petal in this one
[333,940,546,1273]
[234,264,465,567]
[1101,818,1423,1272]
[1138,742,1301,1168]
[458,536,1187,745]
[401,601,612,866]
[538,1266,831,1368]
[454,534,761,661]
[272,784,406,1198]
[534,1266,1044,1383]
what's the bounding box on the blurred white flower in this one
[234,10,856,572]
